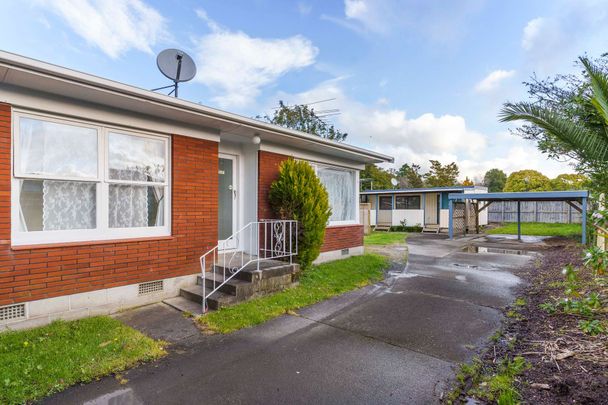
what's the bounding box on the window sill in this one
[10,235,176,251]
[327,223,361,229]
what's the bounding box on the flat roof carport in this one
[447,190,589,243]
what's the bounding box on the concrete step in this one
[163,296,204,315]
[211,261,298,282]
[180,284,239,310]
[199,272,254,299]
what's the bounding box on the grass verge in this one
[364,231,408,245]
[0,316,166,404]
[487,222,582,238]
[445,354,529,404]
[198,254,389,334]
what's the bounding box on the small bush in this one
[269,159,331,269]
[389,225,423,232]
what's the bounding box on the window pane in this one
[18,179,96,231]
[108,132,166,182]
[19,117,98,178]
[395,196,421,210]
[379,196,393,210]
[317,166,355,222]
[109,185,165,228]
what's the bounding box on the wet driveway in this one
[45,234,532,405]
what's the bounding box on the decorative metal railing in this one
[199,219,298,313]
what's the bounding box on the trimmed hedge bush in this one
[269,159,331,269]
[389,225,423,232]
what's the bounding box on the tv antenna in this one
[151,49,197,97]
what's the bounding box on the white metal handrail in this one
[199,219,298,313]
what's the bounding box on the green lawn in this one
[198,254,389,334]
[364,231,408,245]
[0,316,166,404]
[487,222,582,238]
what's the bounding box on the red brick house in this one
[0,51,392,330]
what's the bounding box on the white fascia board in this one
[260,142,365,170]
[1,84,219,141]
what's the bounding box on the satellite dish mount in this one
[152,48,197,98]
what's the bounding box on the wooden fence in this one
[488,201,582,224]
[359,203,372,235]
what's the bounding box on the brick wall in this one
[0,103,219,306]
[257,150,290,220]
[321,225,364,252]
[257,150,364,254]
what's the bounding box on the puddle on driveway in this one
[84,388,142,405]
[462,245,535,256]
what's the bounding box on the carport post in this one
[448,198,454,239]
[582,197,587,245]
[517,201,521,241]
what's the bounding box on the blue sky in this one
[1,0,607,181]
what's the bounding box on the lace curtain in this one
[109,185,149,228]
[317,166,355,222]
[42,181,96,230]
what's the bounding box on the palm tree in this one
[499,57,608,179]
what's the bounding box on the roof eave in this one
[0,50,393,165]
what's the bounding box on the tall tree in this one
[483,168,507,192]
[500,56,608,193]
[424,160,460,187]
[397,163,424,188]
[462,177,474,186]
[550,173,589,190]
[360,164,393,190]
[503,170,551,192]
[259,100,348,142]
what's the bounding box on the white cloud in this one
[193,9,318,108]
[272,79,574,181]
[521,17,546,51]
[38,0,168,58]
[520,2,608,74]
[297,2,312,16]
[326,0,484,42]
[474,69,516,93]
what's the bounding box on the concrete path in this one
[45,234,531,405]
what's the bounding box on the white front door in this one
[218,154,238,249]
[424,193,439,225]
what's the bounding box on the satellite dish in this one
[391,178,398,187]
[152,48,197,97]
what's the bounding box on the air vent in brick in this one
[138,280,164,295]
[0,303,26,322]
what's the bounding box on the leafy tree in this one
[424,160,460,187]
[500,56,608,193]
[483,168,507,192]
[259,100,348,142]
[551,173,589,190]
[503,170,551,192]
[360,164,394,190]
[397,163,424,188]
[462,177,474,186]
[269,159,331,269]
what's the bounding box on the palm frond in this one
[580,57,608,127]
[499,102,608,163]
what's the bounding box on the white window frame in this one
[11,111,171,246]
[311,162,359,226]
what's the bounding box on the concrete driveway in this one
[46,234,531,405]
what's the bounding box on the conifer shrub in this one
[269,158,331,269]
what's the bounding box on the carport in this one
[448,191,589,243]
